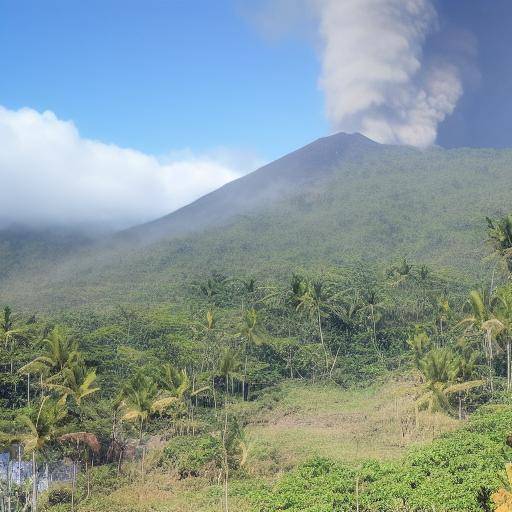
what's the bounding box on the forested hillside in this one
[1,133,512,310]
[3,134,512,511]
[2,211,512,511]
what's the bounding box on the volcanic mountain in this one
[1,132,511,309]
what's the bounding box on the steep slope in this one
[1,133,512,309]
[0,225,94,280]
[120,132,380,244]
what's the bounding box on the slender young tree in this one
[239,308,264,400]
[492,286,512,390]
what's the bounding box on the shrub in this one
[250,406,512,511]
[162,434,222,479]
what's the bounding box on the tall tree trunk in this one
[86,460,91,500]
[317,305,329,372]
[370,305,383,361]
[71,461,76,512]
[212,377,217,413]
[141,447,146,482]
[355,474,360,512]
[222,410,229,512]
[32,451,37,512]
[486,331,494,393]
[7,457,11,512]
[507,339,511,392]
[242,353,248,402]
[18,445,21,485]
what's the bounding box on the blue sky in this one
[1,0,512,228]
[0,0,325,161]
[2,1,512,157]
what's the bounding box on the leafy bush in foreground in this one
[162,434,222,479]
[250,405,512,511]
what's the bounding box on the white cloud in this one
[0,106,256,229]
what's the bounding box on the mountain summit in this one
[2,133,512,308]
[122,132,380,244]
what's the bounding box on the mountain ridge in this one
[1,132,512,309]
[119,132,381,245]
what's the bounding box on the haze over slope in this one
[1,132,511,309]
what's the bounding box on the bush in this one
[48,485,72,505]
[250,406,512,511]
[162,434,222,479]
[39,484,72,511]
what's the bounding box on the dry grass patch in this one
[78,472,253,512]
[244,374,459,472]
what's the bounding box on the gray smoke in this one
[315,0,463,147]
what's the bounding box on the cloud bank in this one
[0,106,253,229]
[315,0,463,147]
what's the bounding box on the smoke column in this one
[315,0,463,147]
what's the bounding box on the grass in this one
[241,375,459,473]
[78,476,253,512]
[62,375,460,512]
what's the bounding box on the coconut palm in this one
[361,288,386,361]
[20,326,80,377]
[290,275,331,372]
[239,308,265,399]
[487,214,512,273]
[328,294,364,376]
[120,370,188,440]
[218,348,240,400]
[436,294,452,339]
[495,286,512,390]
[407,332,432,368]
[45,363,100,406]
[415,348,484,414]
[0,306,28,374]
[8,396,67,512]
[156,364,190,398]
[460,290,503,392]
[388,258,413,286]
[119,372,159,440]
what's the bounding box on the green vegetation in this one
[250,405,512,512]
[2,137,512,310]
[3,152,512,511]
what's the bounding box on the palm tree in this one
[218,349,240,401]
[120,369,189,440]
[0,306,28,374]
[388,258,413,286]
[10,396,67,512]
[415,348,484,415]
[361,289,385,361]
[436,294,452,339]
[329,294,364,376]
[290,275,331,372]
[454,339,481,419]
[407,332,431,367]
[156,364,190,397]
[487,214,512,273]
[495,286,512,390]
[460,290,503,392]
[119,372,159,440]
[20,326,80,377]
[45,363,100,406]
[239,308,265,400]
